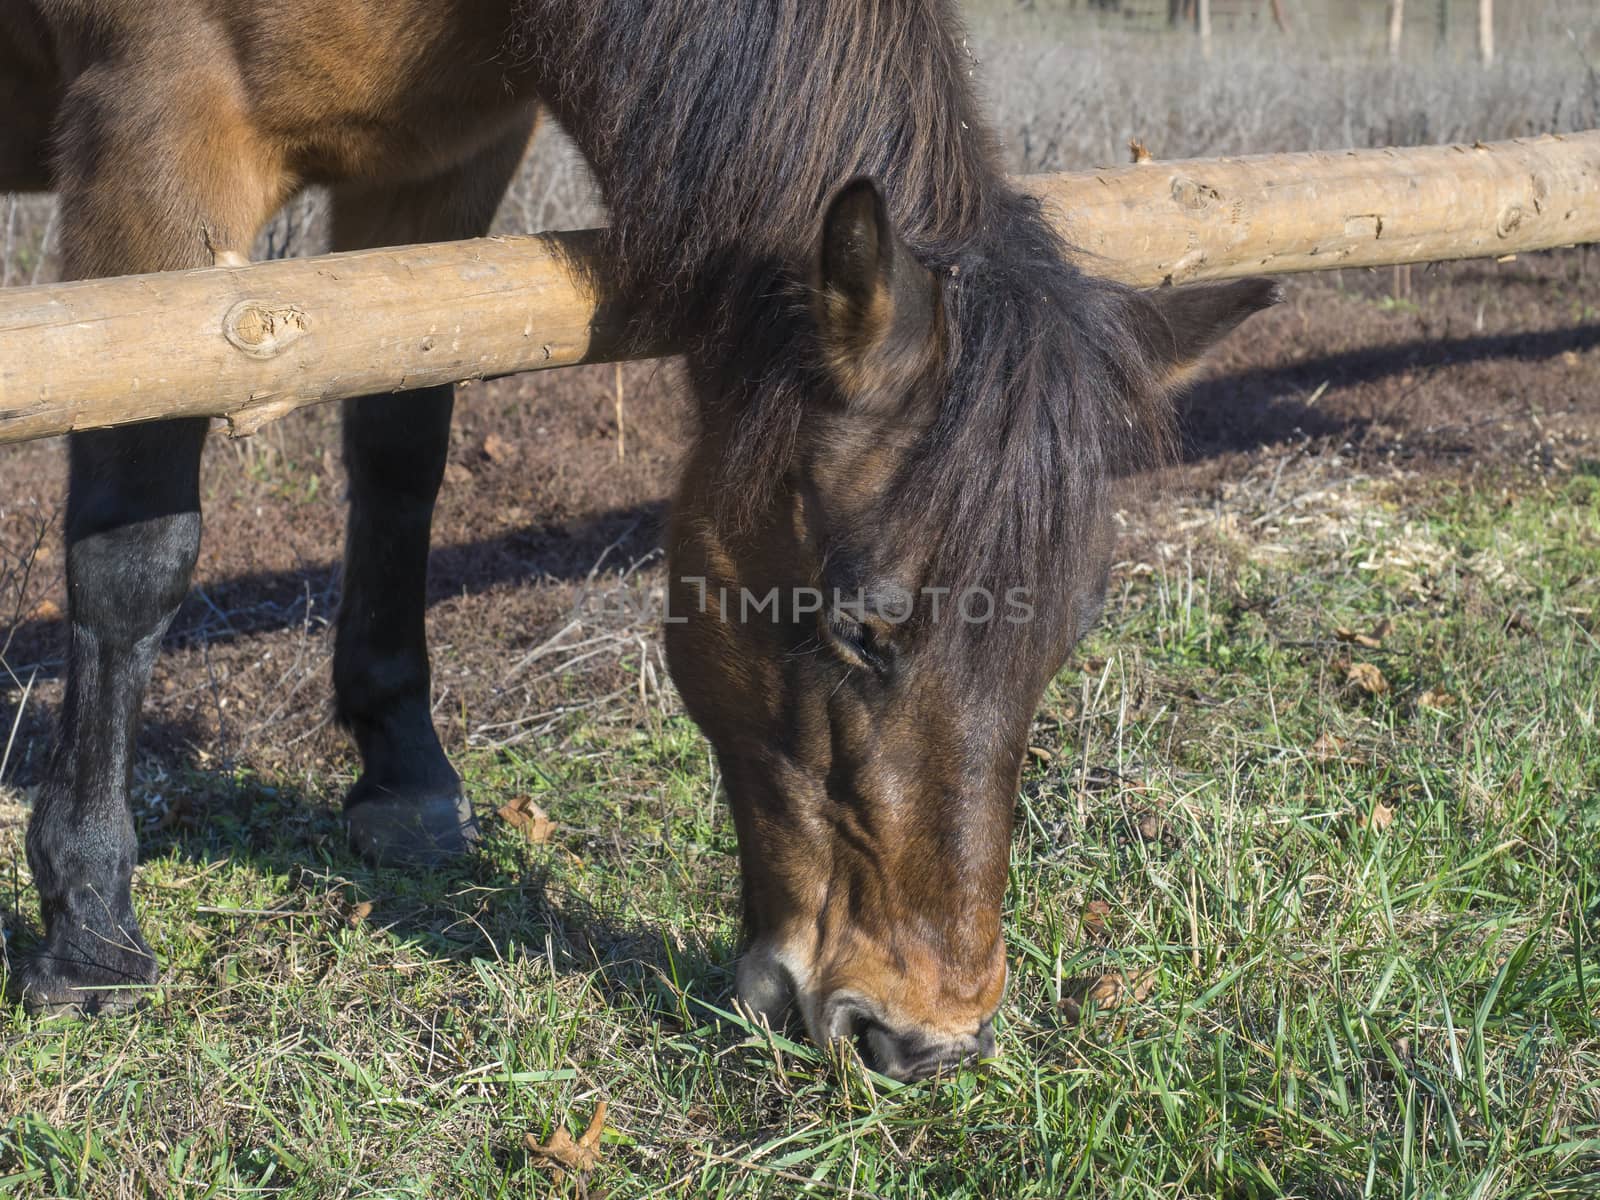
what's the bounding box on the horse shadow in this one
[0,753,748,1047]
[1176,322,1600,459]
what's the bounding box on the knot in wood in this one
[224,300,310,359]
[1170,176,1221,212]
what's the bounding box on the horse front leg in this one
[330,111,538,866]
[21,420,209,1013]
[335,383,473,865]
[17,61,286,1013]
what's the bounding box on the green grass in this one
[3,466,1598,1198]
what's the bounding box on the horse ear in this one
[814,177,939,405]
[1139,277,1282,389]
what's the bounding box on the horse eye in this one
[830,614,869,650]
[826,612,886,669]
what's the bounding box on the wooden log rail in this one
[2,132,1598,445]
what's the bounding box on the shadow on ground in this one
[1,762,736,1033]
[1178,322,1600,459]
[0,500,668,677]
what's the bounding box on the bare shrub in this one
[972,23,1600,172]
[0,194,58,287]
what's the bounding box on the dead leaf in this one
[1335,618,1391,650]
[1081,899,1112,935]
[1418,688,1456,711]
[481,433,517,464]
[1309,731,1349,763]
[28,598,61,622]
[1358,801,1395,831]
[1346,661,1389,695]
[528,1101,607,1182]
[1059,968,1156,1022]
[346,900,374,927]
[442,462,473,486]
[1563,349,1581,367]
[1027,745,1054,763]
[498,795,556,844]
[1134,812,1166,842]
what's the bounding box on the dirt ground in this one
[2,252,1598,800]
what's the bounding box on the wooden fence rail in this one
[2,131,1598,445]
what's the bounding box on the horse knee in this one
[68,513,202,641]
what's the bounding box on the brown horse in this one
[1,0,1277,1080]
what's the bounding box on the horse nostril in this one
[823,996,875,1047]
[823,1000,904,1071]
[853,1017,889,1064]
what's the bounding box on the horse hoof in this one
[345,788,481,867]
[15,944,159,1019]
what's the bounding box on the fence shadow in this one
[7,320,1598,681]
[5,320,1596,682]
[0,499,668,680]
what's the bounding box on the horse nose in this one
[826,999,996,1081]
[866,1020,996,1081]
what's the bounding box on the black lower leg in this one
[20,419,208,1014]
[335,386,475,865]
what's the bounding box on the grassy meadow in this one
[3,463,1597,1197]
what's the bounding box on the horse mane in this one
[515,0,1170,638]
